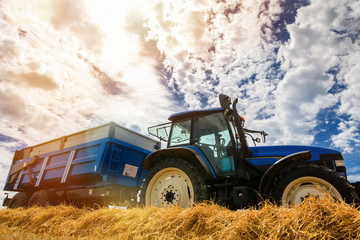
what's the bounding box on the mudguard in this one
[142,146,216,179]
[258,150,312,195]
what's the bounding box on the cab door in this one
[192,112,235,176]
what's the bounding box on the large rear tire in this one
[140,159,208,207]
[28,190,59,207]
[8,192,33,209]
[273,164,359,206]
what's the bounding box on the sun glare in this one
[2,0,153,73]
[83,0,152,72]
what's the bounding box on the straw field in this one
[0,197,359,240]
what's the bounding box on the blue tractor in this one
[141,94,359,208]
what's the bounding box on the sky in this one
[0,0,359,203]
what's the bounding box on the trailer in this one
[3,122,160,208]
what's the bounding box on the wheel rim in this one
[145,167,195,207]
[281,176,343,205]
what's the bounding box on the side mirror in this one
[219,94,231,110]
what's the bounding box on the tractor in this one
[141,94,359,209]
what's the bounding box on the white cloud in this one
[331,121,360,153]
[261,0,359,147]
[347,174,360,183]
[144,0,284,110]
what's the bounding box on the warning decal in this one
[123,164,138,178]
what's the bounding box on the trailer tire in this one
[8,192,33,208]
[140,158,207,207]
[28,190,59,207]
[273,164,359,206]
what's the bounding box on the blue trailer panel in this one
[3,122,160,206]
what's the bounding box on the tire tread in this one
[28,190,58,207]
[272,164,360,205]
[8,192,33,208]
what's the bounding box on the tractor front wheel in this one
[140,159,207,207]
[273,164,359,206]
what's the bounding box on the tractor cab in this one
[148,95,267,178]
[169,109,236,176]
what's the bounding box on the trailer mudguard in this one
[258,150,312,195]
[142,146,216,179]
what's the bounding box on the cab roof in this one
[168,108,224,122]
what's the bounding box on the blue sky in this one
[0,0,359,204]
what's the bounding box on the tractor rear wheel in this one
[28,190,59,207]
[273,164,359,206]
[140,159,207,207]
[8,192,33,208]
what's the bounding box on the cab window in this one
[169,120,191,146]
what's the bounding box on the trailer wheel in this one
[273,164,359,206]
[28,190,59,207]
[140,158,207,207]
[8,192,33,209]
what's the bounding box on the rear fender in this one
[142,147,216,179]
[258,151,312,195]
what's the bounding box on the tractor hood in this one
[248,145,342,161]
